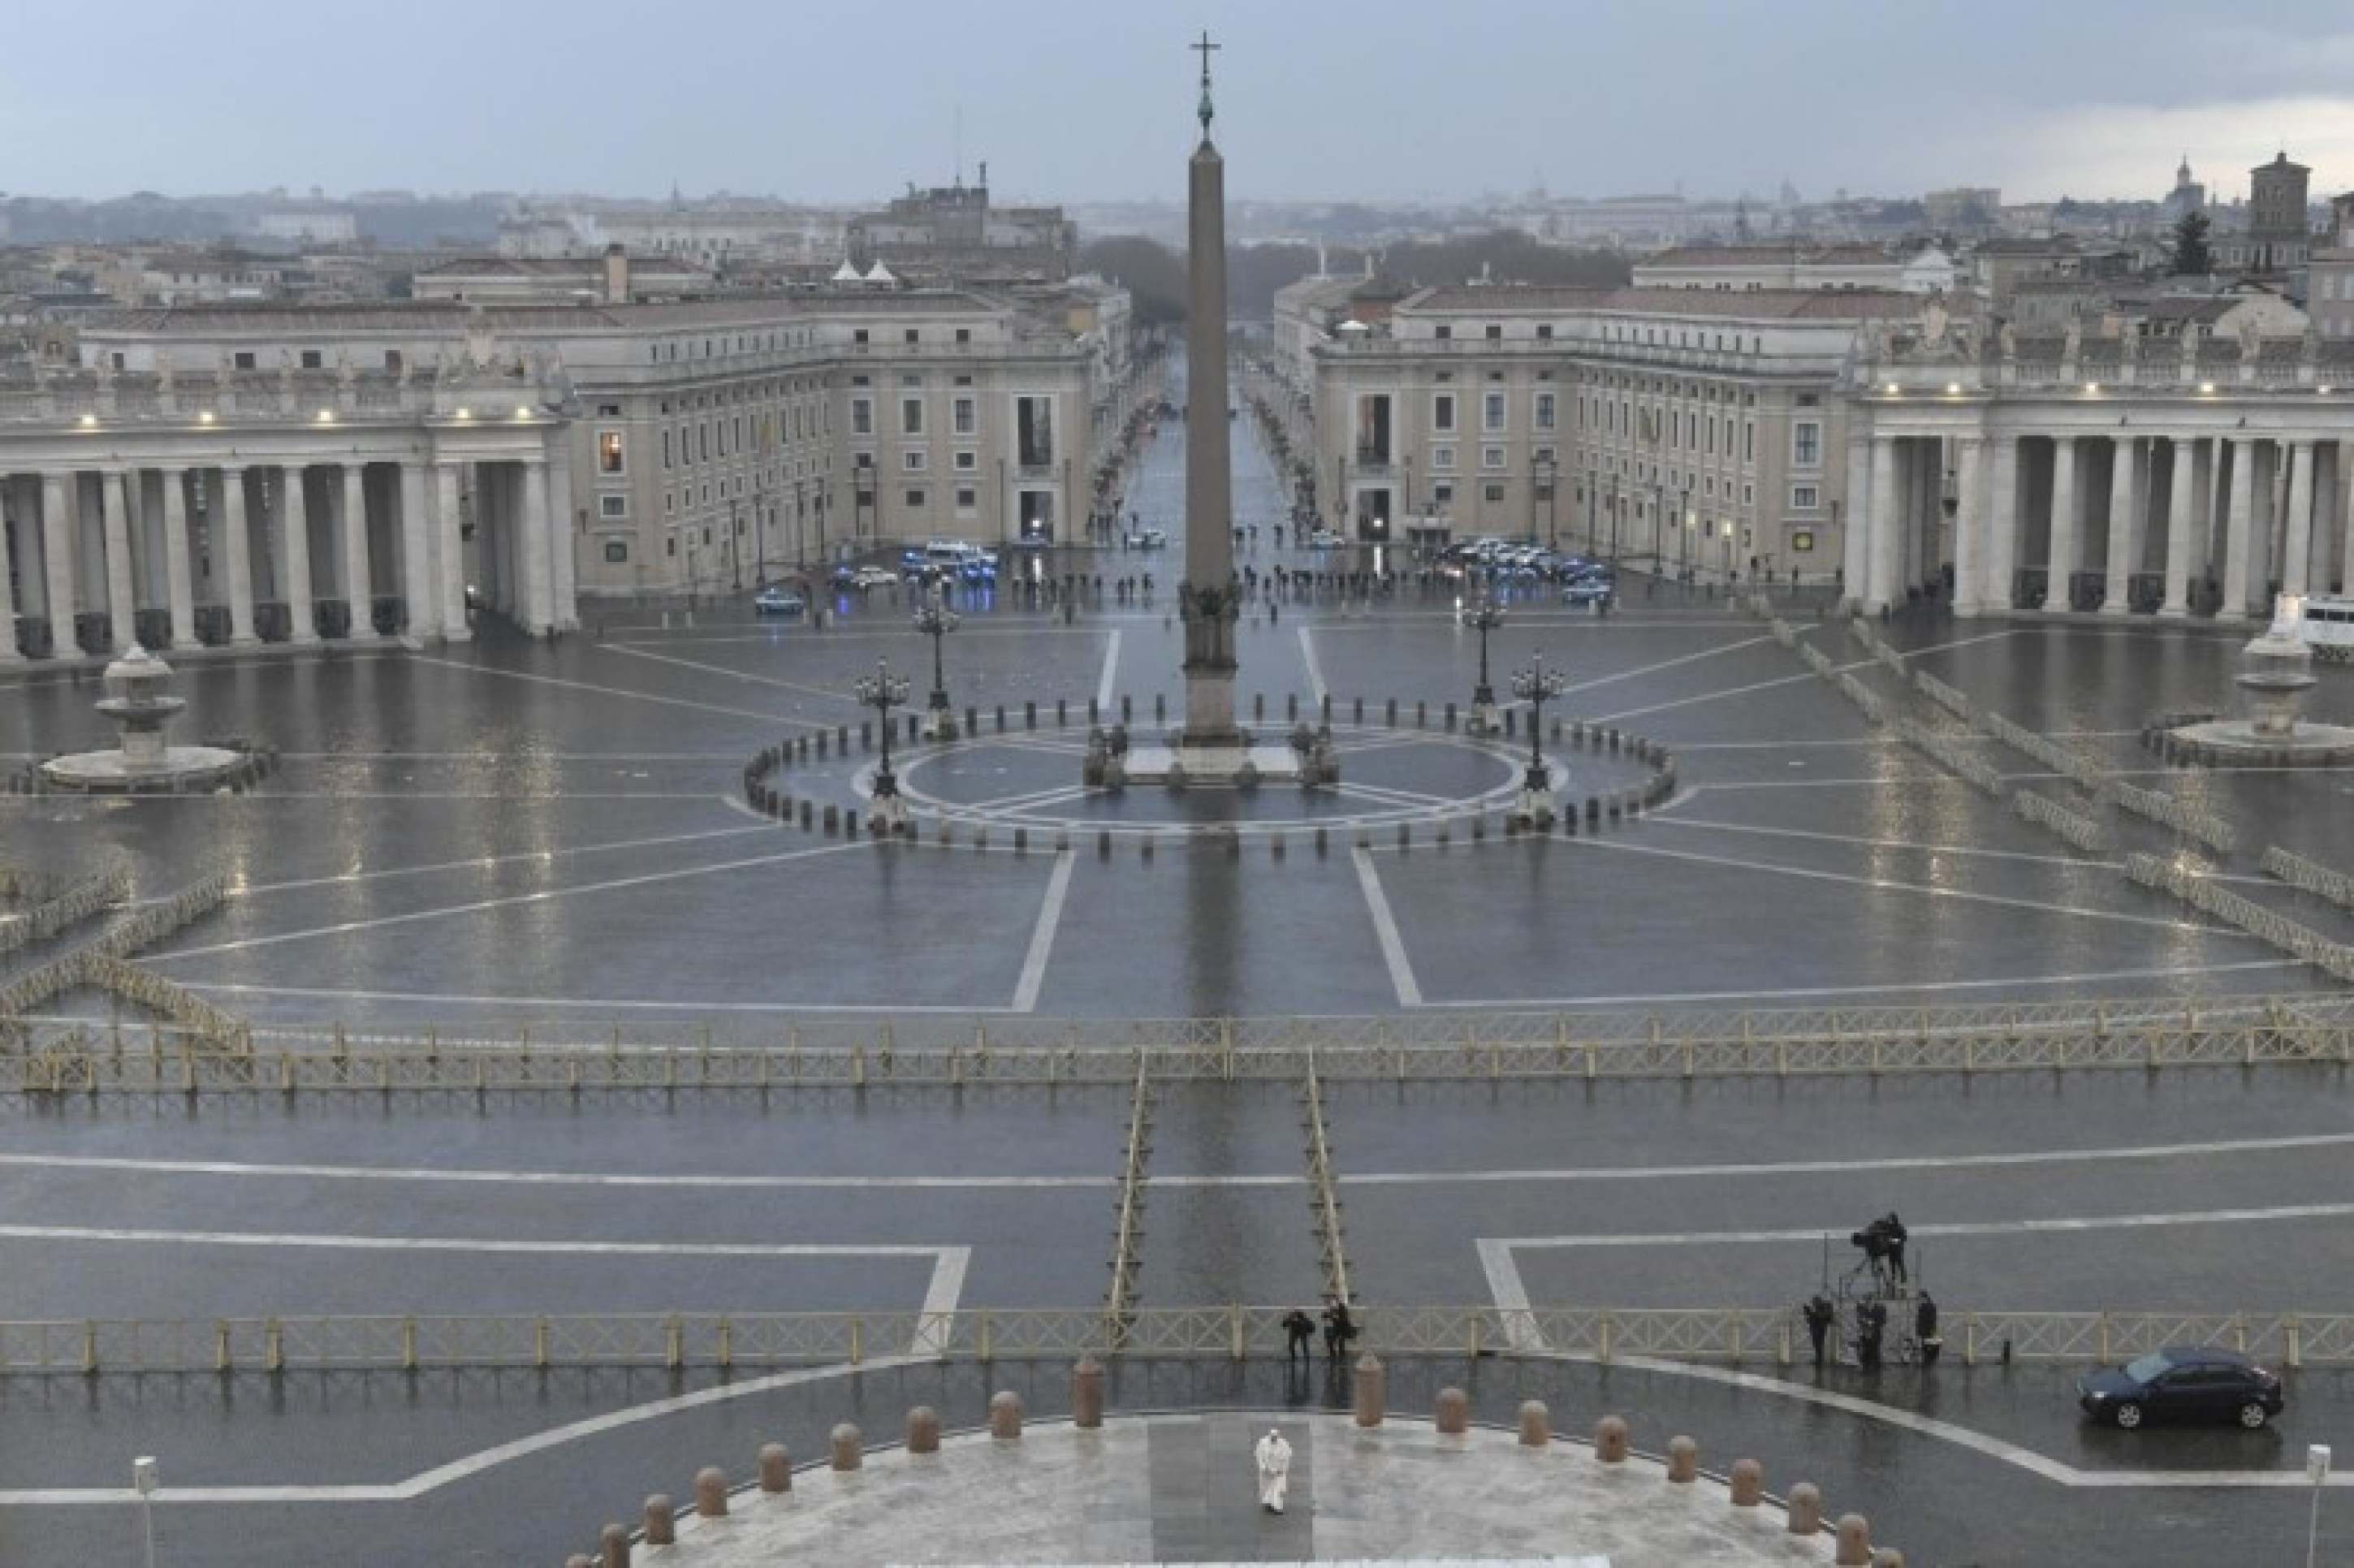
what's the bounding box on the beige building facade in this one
[1302,285,1923,578]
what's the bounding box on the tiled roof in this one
[84,289,1008,335]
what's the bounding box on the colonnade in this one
[1851,427,2354,620]
[0,452,567,662]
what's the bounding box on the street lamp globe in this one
[1507,648,1569,827]
[853,656,914,835]
[913,592,962,739]
[1466,587,1506,735]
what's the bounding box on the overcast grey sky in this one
[6,0,2352,205]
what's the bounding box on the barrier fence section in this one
[2011,789,2113,853]
[2263,845,2354,912]
[2109,780,2240,855]
[5,1306,2350,1376]
[2125,854,2354,983]
[6,994,2352,1091]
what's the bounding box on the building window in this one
[1017,395,1055,468]
[1792,529,1815,553]
[955,327,972,344]
[661,430,672,469]
[905,487,926,508]
[1535,392,1556,430]
[853,329,870,345]
[1483,392,1505,431]
[954,396,975,435]
[1433,393,1455,433]
[603,539,629,564]
[1432,445,1455,471]
[1435,324,1452,340]
[234,352,256,370]
[598,494,628,520]
[905,328,919,344]
[954,450,977,471]
[956,485,977,512]
[852,398,873,435]
[1484,323,1502,341]
[901,397,923,435]
[1482,446,1505,469]
[1792,421,1822,467]
[1483,482,1505,503]
[298,349,322,369]
[1536,323,1553,339]
[598,431,626,474]
[1433,482,1453,507]
[904,450,926,471]
[1744,421,1756,461]
[1791,484,1821,511]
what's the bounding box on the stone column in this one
[435,460,471,642]
[2342,439,2354,595]
[221,465,258,644]
[1864,434,1900,612]
[2101,437,2140,616]
[101,468,136,651]
[280,465,317,642]
[2161,438,2196,616]
[0,489,19,663]
[341,464,376,640]
[161,467,196,647]
[1841,425,1872,606]
[520,457,554,634]
[2221,438,2255,621]
[2047,435,2078,609]
[399,460,435,639]
[1946,435,1980,615]
[546,434,579,628]
[1985,433,2019,611]
[41,471,77,654]
[2282,438,2315,597]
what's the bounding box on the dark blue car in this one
[2078,1346,2283,1429]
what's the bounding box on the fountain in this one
[2160,616,2354,767]
[39,646,254,793]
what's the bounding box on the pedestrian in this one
[1916,1292,1941,1367]
[1254,1428,1293,1514]
[1857,1299,1885,1371]
[1880,1212,1909,1286]
[1803,1294,1836,1367]
[1322,1297,1357,1360]
[1281,1307,1315,1363]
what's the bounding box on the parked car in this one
[2078,1347,2283,1430]
[752,585,806,617]
[1563,577,1613,607]
[1307,529,1342,549]
[849,565,898,590]
[1133,527,1168,549]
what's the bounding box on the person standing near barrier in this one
[1322,1296,1356,1360]
[1857,1299,1886,1370]
[1916,1292,1941,1367]
[1281,1307,1315,1363]
[1803,1294,1837,1367]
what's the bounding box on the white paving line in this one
[1492,1201,2354,1251]
[595,640,861,706]
[144,839,879,961]
[175,980,1017,1014]
[0,1222,965,1262]
[1590,628,2019,724]
[1558,633,1777,695]
[1415,957,2302,1009]
[234,822,779,897]
[1644,814,2118,870]
[13,1132,2349,1193]
[1012,850,1076,1013]
[1096,628,1122,709]
[1557,835,2238,934]
[1354,846,1423,1007]
[1298,625,1328,703]
[402,654,820,730]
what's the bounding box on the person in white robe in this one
[1255,1427,1293,1514]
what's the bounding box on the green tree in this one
[2169,209,2213,275]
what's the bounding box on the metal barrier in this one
[0,864,130,955]
[1911,671,1977,724]
[1834,672,1887,726]
[2012,789,2113,853]
[1891,719,2005,797]
[2108,780,2239,854]
[2262,845,2354,912]
[0,874,240,1052]
[7,993,2348,1091]
[1300,1065,1352,1306]
[2125,854,2354,983]
[1104,1061,1151,1337]
[6,1304,2352,1376]
[1979,710,2100,788]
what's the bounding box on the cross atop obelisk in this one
[1192,30,1220,139]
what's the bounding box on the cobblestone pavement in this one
[3,408,2352,1566]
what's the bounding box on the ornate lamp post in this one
[1508,648,1568,827]
[854,655,912,834]
[913,590,961,739]
[1466,584,1506,735]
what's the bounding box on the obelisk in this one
[1177,29,1245,763]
